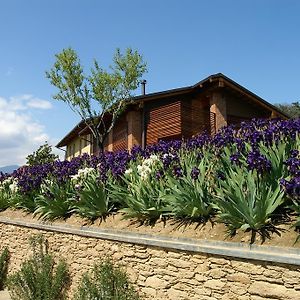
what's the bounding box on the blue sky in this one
[0,0,300,166]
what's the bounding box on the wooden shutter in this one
[113,117,128,151]
[146,101,181,145]
[181,99,212,138]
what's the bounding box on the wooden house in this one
[56,73,287,160]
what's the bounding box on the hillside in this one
[0,165,19,174]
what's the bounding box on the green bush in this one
[165,158,214,220]
[7,235,69,300]
[213,167,285,240]
[72,174,113,221]
[75,258,141,300]
[10,193,38,213]
[26,142,58,166]
[34,181,74,221]
[110,173,170,223]
[0,248,9,290]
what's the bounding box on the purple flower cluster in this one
[281,177,300,201]
[230,153,241,166]
[285,150,300,176]
[3,118,299,199]
[191,167,200,180]
[246,150,272,174]
[281,150,300,200]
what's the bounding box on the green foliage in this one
[0,188,11,211]
[26,142,58,166]
[10,193,37,213]
[0,177,19,211]
[275,102,300,118]
[46,47,147,151]
[0,248,9,290]
[213,167,285,238]
[7,235,69,300]
[34,181,74,221]
[109,169,170,223]
[74,258,141,300]
[259,140,294,186]
[72,174,113,221]
[165,158,214,220]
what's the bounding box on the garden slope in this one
[0,209,299,248]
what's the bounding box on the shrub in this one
[0,176,19,211]
[72,174,113,221]
[74,258,141,300]
[109,163,170,223]
[10,193,37,213]
[164,158,214,221]
[34,181,74,221]
[213,167,285,240]
[0,248,9,290]
[26,142,58,166]
[7,235,69,300]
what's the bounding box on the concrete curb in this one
[1,216,300,266]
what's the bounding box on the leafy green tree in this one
[275,102,300,118]
[46,48,147,152]
[26,142,58,166]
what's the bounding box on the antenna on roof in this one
[141,79,147,95]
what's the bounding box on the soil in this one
[0,208,299,248]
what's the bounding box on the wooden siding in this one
[145,100,181,145]
[113,116,128,151]
[181,98,211,138]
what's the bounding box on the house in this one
[56,73,287,160]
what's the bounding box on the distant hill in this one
[0,165,19,174]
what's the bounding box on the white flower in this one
[149,154,159,161]
[70,167,96,183]
[125,168,133,175]
[70,174,80,182]
[9,179,18,194]
[143,158,152,167]
[162,153,175,159]
[137,165,143,174]
[140,172,148,181]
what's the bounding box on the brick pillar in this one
[108,129,113,151]
[127,111,142,150]
[210,92,227,132]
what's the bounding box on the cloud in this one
[27,98,52,109]
[7,94,52,111]
[0,94,55,167]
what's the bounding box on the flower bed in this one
[0,118,299,243]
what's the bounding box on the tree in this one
[46,48,147,152]
[26,142,58,166]
[275,102,300,119]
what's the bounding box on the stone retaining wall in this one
[1,220,300,300]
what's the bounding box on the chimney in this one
[141,79,147,95]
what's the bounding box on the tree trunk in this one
[95,134,104,155]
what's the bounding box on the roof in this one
[56,73,288,147]
[56,119,87,148]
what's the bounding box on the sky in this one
[0,0,300,167]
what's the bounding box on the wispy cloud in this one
[0,94,55,166]
[27,98,52,109]
[7,94,52,111]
